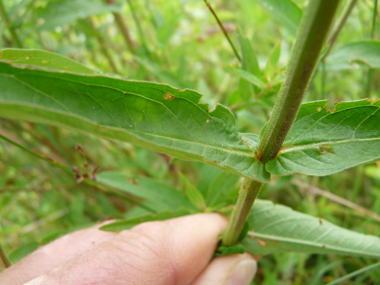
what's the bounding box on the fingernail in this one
[227,259,257,285]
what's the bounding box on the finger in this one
[26,213,228,285]
[0,222,117,285]
[191,252,257,285]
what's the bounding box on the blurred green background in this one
[1,0,380,283]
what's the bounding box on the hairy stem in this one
[0,242,11,268]
[256,0,341,164]
[222,0,341,247]
[204,0,241,61]
[222,179,262,246]
[0,0,22,48]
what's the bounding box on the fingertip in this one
[191,252,257,285]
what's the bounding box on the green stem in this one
[256,0,341,164]
[324,0,357,59]
[222,179,262,246]
[0,242,11,268]
[222,0,341,247]
[126,0,150,58]
[204,0,241,61]
[0,0,22,48]
[372,0,378,39]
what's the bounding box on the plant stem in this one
[113,12,135,54]
[126,0,150,58]
[222,0,341,247]
[256,0,341,164]
[0,0,22,48]
[367,0,378,96]
[222,179,262,246]
[324,0,357,59]
[87,19,120,74]
[372,0,378,39]
[0,242,11,268]
[204,0,241,61]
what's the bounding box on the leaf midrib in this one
[280,137,380,153]
[247,232,379,257]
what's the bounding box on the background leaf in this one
[254,0,302,36]
[242,199,380,258]
[100,209,190,232]
[96,172,193,212]
[37,0,122,31]
[325,41,380,70]
[266,99,380,177]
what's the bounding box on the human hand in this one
[0,213,257,284]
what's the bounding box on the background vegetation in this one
[0,0,380,283]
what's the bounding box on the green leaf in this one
[237,29,262,101]
[178,172,205,211]
[0,49,95,74]
[254,0,302,36]
[265,38,282,80]
[37,0,122,31]
[9,242,39,263]
[236,68,266,90]
[0,57,269,182]
[241,199,380,258]
[325,261,380,285]
[268,38,282,68]
[215,244,245,256]
[266,99,380,177]
[325,41,380,70]
[96,172,193,211]
[100,208,190,232]
[206,171,240,208]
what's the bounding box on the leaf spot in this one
[316,107,322,112]
[318,144,333,154]
[96,124,109,132]
[319,218,323,225]
[42,60,48,64]
[164,92,175,100]
[257,238,267,247]
[127,178,139,186]
[271,240,279,248]
[322,244,327,249]
[206,118,210,123]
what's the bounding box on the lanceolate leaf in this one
[325,41,380,70]
[266,99,380,177]
[37,0,122,31]
[0,49,95,74]
[0,55,269,182]
[100,209,190,232]
[96,172,194,212]
[241,199,380,258]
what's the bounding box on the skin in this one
[0,213,257,285]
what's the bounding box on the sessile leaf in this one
[0,50,269,182]
[266,99,380,177]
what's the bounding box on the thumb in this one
[191,252,257,285]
